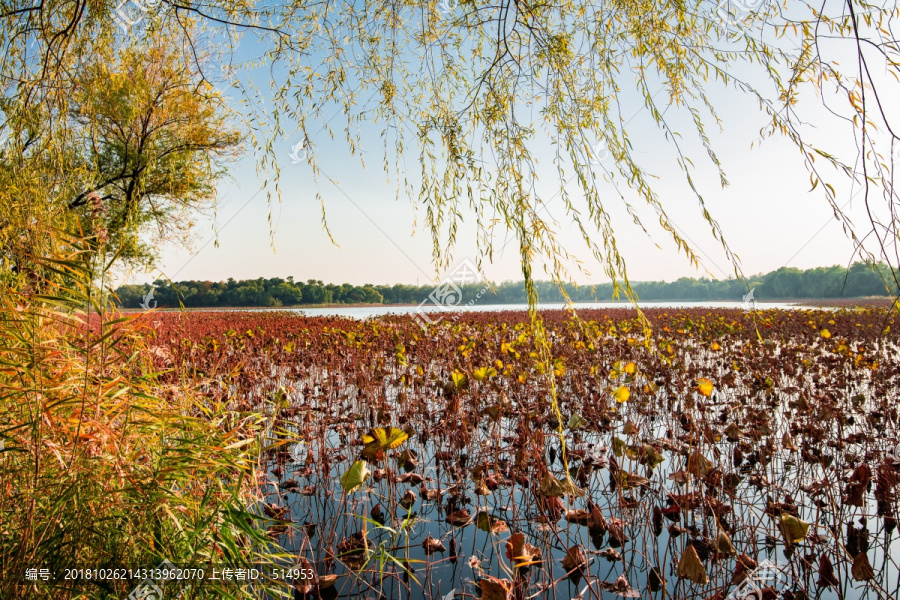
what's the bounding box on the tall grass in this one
[0,243,289,599]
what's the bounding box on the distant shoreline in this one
[784,297,894,308]
[117,296,895,312]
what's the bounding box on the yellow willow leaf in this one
[820,329,831,338]
[696,378,714,397]
[613,386,630,403]
[624,361,636,374]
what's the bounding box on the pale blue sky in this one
[134,7,891,289]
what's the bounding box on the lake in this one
[290,301,815,319]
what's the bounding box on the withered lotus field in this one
[141,307,900,600]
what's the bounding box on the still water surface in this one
[290,301,816,319]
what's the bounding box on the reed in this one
[0,242,290,599]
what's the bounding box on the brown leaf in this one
[687,450,712,478]
[817,553,839,588]
[724,423,743,441]
[782,431,798,452]
[336,531,369,569]
[565,509,592,525]
[589,501,608,532]
[714,531,736,556]
[505,532,542,568]
[419,483,441,501]
[446,509,473,526]
[851,552,875,581]
[608,518,630,543]
[668,469,690,484]
[561,545,587,572]
[292,557,317,594]
[399,488,416,509]
[478,576,513,600]
[844,464,872,507]
[422,534,446,554]
[600,573,640,597]
[730,554,758,586]
[397,471,424,485]
[599,548,621,561]
[536,495,565,522]
[676,544,709,585]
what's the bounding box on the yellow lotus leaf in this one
[639,444,665,469]
[780,514,811,544]
[613,386,630,403]
[568,412,589,430]
[451,370,469,389]
[340,460,370,493]
[361,426,409,459]
[643,381,659,393]
[820,329,831,338]
[473,366,498,381]
[676,544,709,585]
[696,378,714,397]
[362,427,409,450]
[624,362,636,375]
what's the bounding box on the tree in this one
[271,281,303,305]
[67,38,242,269]
[0,22,241,286]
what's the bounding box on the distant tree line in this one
[114,262,900,309]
